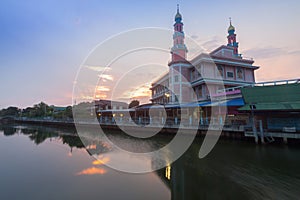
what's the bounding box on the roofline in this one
[209,45,234,55]
[151,72,169,87]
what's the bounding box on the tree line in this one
[0,100,140,120]
[0,102,73,120]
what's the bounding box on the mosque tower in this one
[227,18,239,55]
[170,4,188,63]
[168,5,191,103]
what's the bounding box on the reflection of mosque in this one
[154,142,252,200]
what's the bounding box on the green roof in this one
[239,83,300,111]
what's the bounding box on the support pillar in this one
[189,115,192,126]
[259,120,265,144]
[283,137,288,144]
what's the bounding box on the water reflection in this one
[75,155,110,176]
[76,167,107,175]
[0,125,112,155]
[2,126,17,136]
[1,124,300,199]
[156,140,300,199]
[0,124,170,200]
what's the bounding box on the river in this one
[0,124,300,200]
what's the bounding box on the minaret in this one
[227,18,239,55]
[168,5,191,103]
[170,4,188,63]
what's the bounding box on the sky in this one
[0,0,299,108]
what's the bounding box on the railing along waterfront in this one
[216,78,300,94]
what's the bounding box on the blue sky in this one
[0,0,299,108]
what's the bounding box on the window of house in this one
[174,75,179,82]
[192,89,196,100]
[190,69,195,81]
[236,68,244,80]
[217,65,224,77]
[227,71,234,78]
[197,86,203,99]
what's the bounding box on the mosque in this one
[150,5,259,104]
[95,5,300,140]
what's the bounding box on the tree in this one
[22,107,35,117]
[128,100,140,108]
[30,102,49,117]
[0,106,20,117]
[65,106,73,119]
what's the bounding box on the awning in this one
[224,98,245,106]
[136,104,167,110]
[97,109,135,113]
[203,98,244,107]
[180,101,211,108]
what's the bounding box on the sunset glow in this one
[0,1,299,108]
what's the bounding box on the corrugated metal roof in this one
[239,83,300,111]
[241,83,300,104]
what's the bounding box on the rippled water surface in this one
[0,124,300,200]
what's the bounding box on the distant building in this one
[50,106,67,114]
[94,100,128,111]
[150,6,259,104]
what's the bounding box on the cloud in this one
[243,47,286,59]
[83,65,114,83]
[95,93,107,99]
[191,35,199,39]
[100,74,114,81]
[96,86,110,92]
[123,83,152,99]
[287,50,300,55]
[83,65,108,72]
[200,37,223,51]
[187,35,224,56]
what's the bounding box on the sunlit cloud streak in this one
[122,83,152,100]
[83,65,107,72]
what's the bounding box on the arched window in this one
[237,68,244,79]
[217,65,224,77]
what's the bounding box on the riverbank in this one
[2,117,296,145]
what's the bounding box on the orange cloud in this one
[96,86,110,92]
[76,167,106,175]
[95,93,107,99]
[123,83,152,100]
[100,74,114,81]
